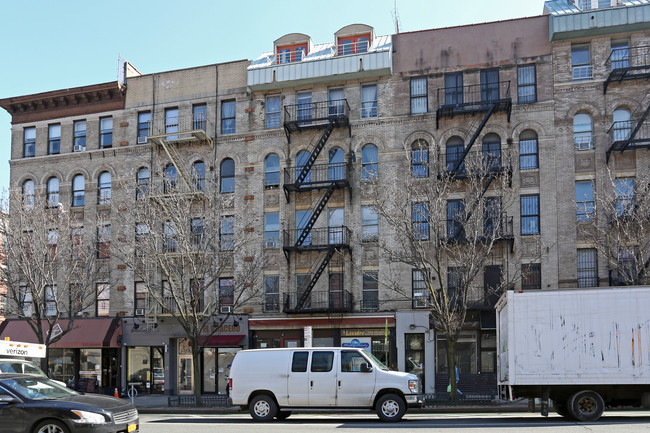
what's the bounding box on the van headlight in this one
[71,410,108,424]
[408,379,419,393]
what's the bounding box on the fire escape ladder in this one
[295,123,335,187]
[452,104,496,173]
[157,140,192,191]
[294,248,337,311]
[295,183,336,246]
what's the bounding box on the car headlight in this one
[408,379,419,393]
[71,410,109,424]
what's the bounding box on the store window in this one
[48,348,75,387]
[79,349,102,390]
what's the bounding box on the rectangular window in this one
[329,272,344,309]
[577,249,598,288]
[296,210,312,246]
[447,199,466,240]
[361,84,378,118]
[575,180,595,221]
[165,107,179,140]
[71,228,84,260]
[48,124,61,155]
[361,206,378,242]
[137,112,151,142]
[47,229,58,262]
[265,96,281,128]
[97,225,110,259]
[410,77,427,114]
[264,275,280,313]
[362,271,378,310]
[219,278,234,306]
[24,127,36,157]
[311,351,334,372]
[412,269,428,308]
[221,100,236,134]
[480,68,500,102]
[615,177,635,216]
[220,216,234,251]
[444,72,463,106]
[572,44,592,81]
[135,282,147,314]
[519,133,539,170]
[447,267,463,308]
[191,218,204,248]
[45,285,57,316]
[296,273,311,308]
[521,264,541,290]
[163,221,177,253]
[328,88,345,117]
[20,286,32,316]
[521,195,540,235]
[292,352,309,372]
[412,202,430,241]
[192,104,207,131]
[264,212,280,249]
[96,283,110,316]
[517,65,537,104]
[99,117,113,148]
[296,92,312,125]
[615,249,638,285]
[610,40,629,70]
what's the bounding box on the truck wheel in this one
[249,395,278,422]
[567,390,605,421]
[376,393,406,422]
[275,411,292,420]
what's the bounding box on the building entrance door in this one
[178,355,193,395]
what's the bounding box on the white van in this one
[229,347,423,422]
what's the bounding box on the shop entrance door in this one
[178,355,193,395]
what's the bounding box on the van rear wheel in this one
[376,393,406,422]
[567,390,605,421]
[249,395,278,422]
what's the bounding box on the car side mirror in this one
[360,363,373,373]
[0,395,20,404]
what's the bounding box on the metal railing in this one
[283,226,351,249]
[437,81,511,109]
[283,162,350,188]
[145,113,213,138]
[605,45,650,70]
[442,214,514,242]
[572,65,593,81]
[283,290,353,313]
[608,119,650,145]
[148,179,208,197]
[284,99,350,125]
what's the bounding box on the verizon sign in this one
[0,340,46,358]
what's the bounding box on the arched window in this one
[613,108,632,142]
[296,150,312,183]
[98,172,111,205]
[361,144,378,181]
[22,179,34,208]
[220,158,235,194]
[519,130,538,170]
[574,113,593,150]
[328,147,345,180]
[47,177,59,208]
[446,136,465,172]
[482,133,501,170]
[411,139,429,178]
[72,174,85,207]
[264,154,280,188]
[164,164,177,193]
[136,167,149,199]
[192,160,206,191]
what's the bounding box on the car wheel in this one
[567,390,605,421]
[34,419,70,433]
[275,411,292,420]
[249,394,277,422]
[376,393,406,422]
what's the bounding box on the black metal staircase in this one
[603,45,650,94]
[295,183,336,246]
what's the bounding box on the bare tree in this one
[0,188,108,368]
[367,147,526,399]
[110,166,264,403]
[578,164,650,286]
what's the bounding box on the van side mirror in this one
[359,363,373,373]
[0,395,21,404]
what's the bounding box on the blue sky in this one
[0,0,545,193]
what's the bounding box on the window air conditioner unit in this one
[264,239,279,249]
[576,140,592,150]
[73,144,85,152]
[137,136,148,144]
[135,308,145,316]
[220,306,233,314]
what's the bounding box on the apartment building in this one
[0,0,648,399]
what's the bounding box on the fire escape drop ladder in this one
[295,123,336,187]
[451,104,496,173]
[295,183,337,246]
[293,247,337,311]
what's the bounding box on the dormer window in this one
[337,33,370,55]
[277,43,308,64]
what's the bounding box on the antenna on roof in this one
[392,0,401,34]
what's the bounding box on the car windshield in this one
[361,350,389,371]
[2,377,78,400]
[0,361,46,377]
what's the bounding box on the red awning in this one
[200,334,245,347]
[0,318,122,348]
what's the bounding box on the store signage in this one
[341,329,386,337]
[341,337,371,349]
[0,340,46,358]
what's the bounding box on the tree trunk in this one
[446,338,458,401]
[191,341,202,406]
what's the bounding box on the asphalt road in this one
[140,411,650,432]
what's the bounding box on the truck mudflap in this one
[406,394,424,408]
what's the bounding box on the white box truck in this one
[496,287,650,421]
[229,347,423,422]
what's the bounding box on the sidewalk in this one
[130,394,530,415]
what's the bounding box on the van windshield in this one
[361,350,389,371]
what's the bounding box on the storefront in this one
[395,310,436,395]
[0,318,122,394]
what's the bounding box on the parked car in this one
[0,358,67,388]
[0,374,138,433]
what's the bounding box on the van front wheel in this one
[249,395,278,422]
[376,393,406,422]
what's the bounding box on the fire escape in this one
[603,45,650,95]
[436,80,514,250]
[281,100,353,314]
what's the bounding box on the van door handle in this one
[310,380,313,387]
[338,380,341,387]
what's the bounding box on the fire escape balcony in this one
[604,45,650,94]
[443,213,514,247]
[436,81,512,128]
[283,226,352,253]
[606,107,650,163]
[283,162,351,193]
[147,113,213,147]
[438,151,513,179]
[283,99,351,143]
[283,289,353,314]
[147,179,209,201]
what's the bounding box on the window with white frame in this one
[361,84,377,118]
[265,96,281,128]
[572,44,592,81]
[96,283,110,316]
[99,117,113,148]
[574,113,593,150]
[361,206,378,242]
[575,180,595,221]
[264,153,280,188]
[23,127,35,157]
[72,174,85,207]
[73,120,86,151]
[48,124,61,154]
[412,269,428,308]
[98,171,111,205]
[135,282,147,315]
[137,112,151,142]
[221,100,236,134]
[47,177,59,208]
[264,212,280,249]
[220,216,234,251]
[410,77,427,114]
[361,144,378,180]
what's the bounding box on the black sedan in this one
[0,374,138,433]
